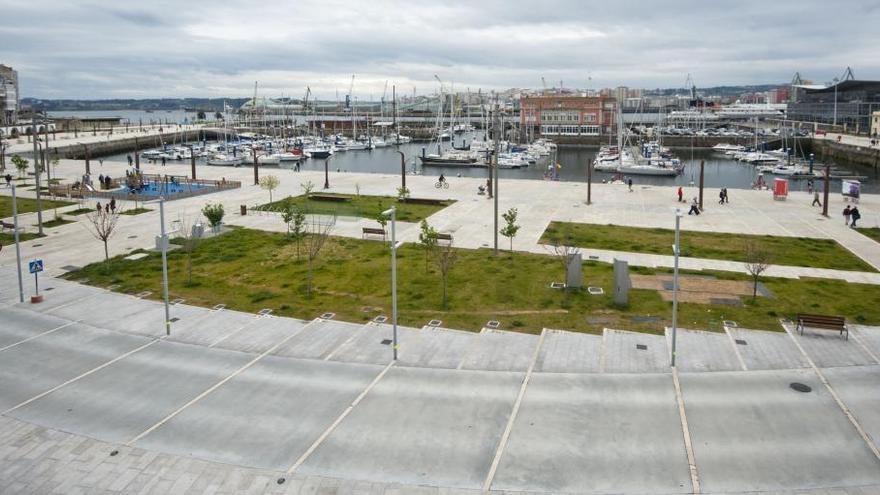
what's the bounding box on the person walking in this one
[812,189,822,207]
[127,154,133,166]
[688,197,701,215]
[5,173,12,188]
[109,198,116,212]
[723,188,729,203]
[807,180,814,194]
[161,156,166,167]
[627,178,633,192]
[843,205,852,225]
[677,186,683,202]
[719,189,725,204]
[850,206,861,228]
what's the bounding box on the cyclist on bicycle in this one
[439,173,446,185]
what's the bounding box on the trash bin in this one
[240,205,247,216]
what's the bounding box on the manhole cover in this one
[790,382,812,393]
[427,319,442,327]
[549,282,565,289]
[127,235,138,239]
[320,312,335,320]
[735,339,747,346]
[373,315,388,323]
[587,286,604,295]
[169,317,180,323]
[380,339,392,345]
[258,308,273,316]
[212,304,226,311]
[32,243,43,247]
[486,320,500,329]
[636,344,648,351]
[45,287,54,291]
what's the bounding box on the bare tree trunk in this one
[752,278,758,299]
[307,257,313,296]
[442,276,448,309]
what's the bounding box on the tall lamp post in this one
[381,207,403,361]
[832,77,839,127]
[11,183,24,303]
[670,208,683,367]
[396,150,406,190]
[148,196,174,336]
[324,155,333,189]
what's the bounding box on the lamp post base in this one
[30,295,44,303]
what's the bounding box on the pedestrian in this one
[724,188,729,203]
[161,157,166,166]
[812,190,822,207]
[127,154,133,166]
[5,173,12,187]
[98,174,104,188]
[688,197,701,215]
[850,207,861,228]
[807,180,813,194]
[843,205,852,225]
[628,178,633,192]
[99,158,103,167]
[677,186,683,202]
[104,203,110,213]
[719,189,725,204]
[96,201,102,212]
[109,198,116,212]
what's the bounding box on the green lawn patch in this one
[0,196,75,219]
[542,221,876,272]
[66,207,94,216]
[258,193,453,223]
[40,217,75,228]
[120,207,153,216]
[62,228,880,335]
[858,228,880,244]
[0,232,45,243]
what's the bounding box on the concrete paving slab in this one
[136,356,383,470]
[19,282,103,313]
[329,323,420,365]
[534,329,602,373]
[10,340,252,444]
[602,328,669,373]
[492,372,690,494]
[851,325,880,359]
[822,365,880,450]
[272,319,363,360]
[0,323,150,411]
[727,327,810,370]
[298,366,523,489]
[458,330,539,371]
[212,315,308,354]
[50,293,161,335]
[666,327,742,372]
[786,323,878,368]
[679,369,880,493]
[396,327,476,369]
[0,306,72,348]
[168,308,259,348]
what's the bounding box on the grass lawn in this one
[0,232,44,243]
[543,221,876,272]
[858,228,880,244]
[66,208,94,216]
[63,228,880,335]
[120,207,153,216]
[0,196,75,219]
[258,193,453,223]
[40,217,75,228]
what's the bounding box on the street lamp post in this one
[833,77,839,127]
[381,207,402,361]
[396,150,406,190]
[670,209,683,367]
[11,183,24,303]
[324,155,332,189]
[158,197,171,336]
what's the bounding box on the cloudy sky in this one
[1,0,878,99]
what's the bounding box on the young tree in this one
[290,207,306,257]
[397,186,411,200]
[259,175,280,203]
[301,180,315,197]
[177,214,203,285]
[280,203,295,236]
[744,241,771,299]
[11,154,28,178]
[418,219,438,272]
[375,211,388,231]
[433,240,458,310]
[549,239,581,291]
[500,207,520,252]
[303,215,335,296]
[85,207,122,271]
[202,202,225,232]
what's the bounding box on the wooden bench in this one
[1,221,22,233]
[436,233,453,244]
[362,227,386,240]
[796,313,848,340]
[400,197,447,206]
[309,194,351,202]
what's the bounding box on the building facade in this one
[787,80,880,134]
[0,64,19,125]
[872,110,880,137]
[520,95,616,137]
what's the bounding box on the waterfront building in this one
[788,78,880,133]
[520,95,616,137]
[872,110,880,137]
[0,64,19,125]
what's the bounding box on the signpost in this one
[29,258,44,303]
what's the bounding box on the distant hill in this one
[22,98,251,112]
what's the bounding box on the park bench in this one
[1,221,23,233]
[362,227,386,240]
[400,197,447,206]
[796,313,848,340]
[309,194,351,202]
[436,232,453,244]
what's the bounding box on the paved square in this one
[786,323,878,368]
[458,330,539,371]
[298,366,523,489]
[602,329,669,373]
[328,323,419,365]
[169,308,261,347]
[823,365,880,447]
[0,306,71,348]
[10,340,251,444]
[137,356,383,470]
[272,319,363,360]
[492,372,691,493]
[534,329,602,373]
[726,327,809,370]
[396,327,476,369]
[211,315,307,353]
[679,369,880,492]
[667,328,742,372]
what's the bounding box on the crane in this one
[381,80,389,118]
[346,74,355,111]
[541,77,547,96]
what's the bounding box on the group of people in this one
[96,174,114,190]
[95,198,117,214]
[718,188,729,204]
[843,205,862,228]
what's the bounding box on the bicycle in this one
[435,181,449,189]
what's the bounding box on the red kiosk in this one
[773,178,789,201]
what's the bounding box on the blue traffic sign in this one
[29,259,43,274]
